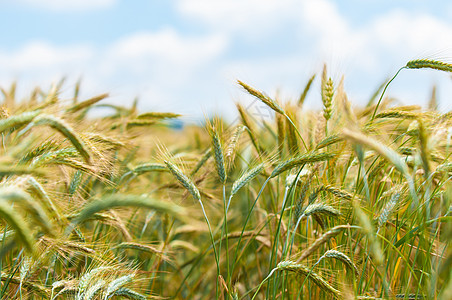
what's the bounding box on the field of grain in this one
[0,59,450,299]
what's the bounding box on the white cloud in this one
[177,0,452,112]
[11,0,117,12]
[371,10,452,56]
[177,0,452,70]
[0,42,93,71]
[0,29,229,116]
[176,0,301,37]
[108,29,226,67]
[1,1,452,118]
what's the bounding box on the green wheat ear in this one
[270,151,335,178]
[18,114,92,164]
[0,201,35,253]
[206,119,227,184]
[164,160,201,201]
[0,110,41,133]
[405,59,452,72]
[70,194,188,228]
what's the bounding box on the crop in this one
[0,59,450,299]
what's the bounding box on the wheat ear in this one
[66,93,109,114]
[111,288,147,299]
[377,192,400,231]
[104,274,134,299]
[0,186,53,234]
[405,59,452,73]
[0,202,35,253]
[342,129,409,178]
[71,194,187,228]
[164,160,220,279]
[231,163,265,197]
[190,149,212,176]
[0,110,40,133]
[26,176,62,222]
[77,266,112,299]
[298,74,316,107]
[84,279,105,300]
[276,261,340,297]
[19,114,92,164]
[296,224,351,262]
[237,80,284,114]
[115,242,164,255]
[251,260,340,299]
[137,111,181,120]
[0,273,49,297]
[164,160,201,201]
[225,125,245,170]
[321,65,334,123]
[319,249,359,276]
[270,151,335,178]
[300,202,340,219]
[208,123,227,184]
[236,103,261,153]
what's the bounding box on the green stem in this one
[370,67,405,122]
[197,198,220,297]
[222,184,230,296]
[284,113,308,151]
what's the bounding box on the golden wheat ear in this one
[65,93,109,114]
[237,80,285,115]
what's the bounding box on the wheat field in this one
[0,60,450,299]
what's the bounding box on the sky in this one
[1,0,452,122]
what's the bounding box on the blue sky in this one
[1,0,452,121]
